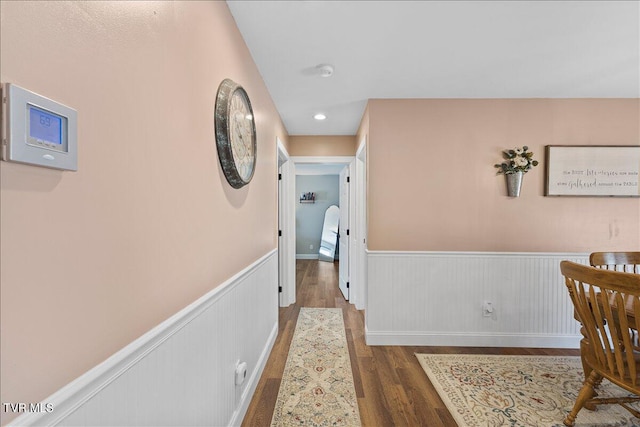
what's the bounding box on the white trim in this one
[353,136,367,310]
[289,155,355,307]
[356,137,366,159]
[367,250,590,258]
[364,329,581,348]
[278,137,296,307]
[338,162,352,301]
[9,250,278,427]
[277,137,289,166]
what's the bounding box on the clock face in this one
[229,90,255,182]
[215,79,257,188]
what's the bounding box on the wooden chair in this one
[577,252,640,376]
[590,251,640,273]
[561,260,640,426]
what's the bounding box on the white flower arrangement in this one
[495,146,539,174]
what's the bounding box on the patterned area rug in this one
[271,308,361,426]
[416,354,640,427]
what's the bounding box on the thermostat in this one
[2,83,77,171]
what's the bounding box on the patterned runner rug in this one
[416,354,640,427]
[271,308,361,426]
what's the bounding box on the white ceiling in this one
[227,1,639,136]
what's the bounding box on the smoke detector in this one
[316,64,334,77]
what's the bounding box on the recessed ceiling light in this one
[313,113,327,121]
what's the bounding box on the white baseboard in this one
[9,250,279,427]
[365,329,582,348]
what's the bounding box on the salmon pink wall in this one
[0,2,286,423]
[288,135,357,157]
[367,99,639,252]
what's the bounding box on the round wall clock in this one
[215,79,257,189]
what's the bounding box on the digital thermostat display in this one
[29,105,63,146]
[1,83,77,171]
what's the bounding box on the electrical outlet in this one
[235,360,247,386]
[310,244,313,250]
[483,301,494,317]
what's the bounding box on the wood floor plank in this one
[242,260,579,426]
[242,377,279,427]
[357,356,396,427]
[346,328,365,399]
[394,366,438,423]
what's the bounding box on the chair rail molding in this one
[365,250,588,348]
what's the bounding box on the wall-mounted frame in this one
[545,145,640,197]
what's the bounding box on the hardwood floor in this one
[242,259,580,426]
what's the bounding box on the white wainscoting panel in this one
[366,251,588,348]
[10,250,278,427]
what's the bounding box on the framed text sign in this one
[545,145,640,197]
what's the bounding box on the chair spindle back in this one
[590,251,640,274]
[561,261,640,392]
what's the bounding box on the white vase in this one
[506,172,524,197]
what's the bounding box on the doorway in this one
[285,156,357,306]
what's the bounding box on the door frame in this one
[338,162,353,301]
[290,156,356,305]
[277,138,296,307]
[353,137,367,310]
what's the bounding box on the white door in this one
[338,165,350,300]
[277,139,295,307]
[278,162,285,305]
[352,139,366,310]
